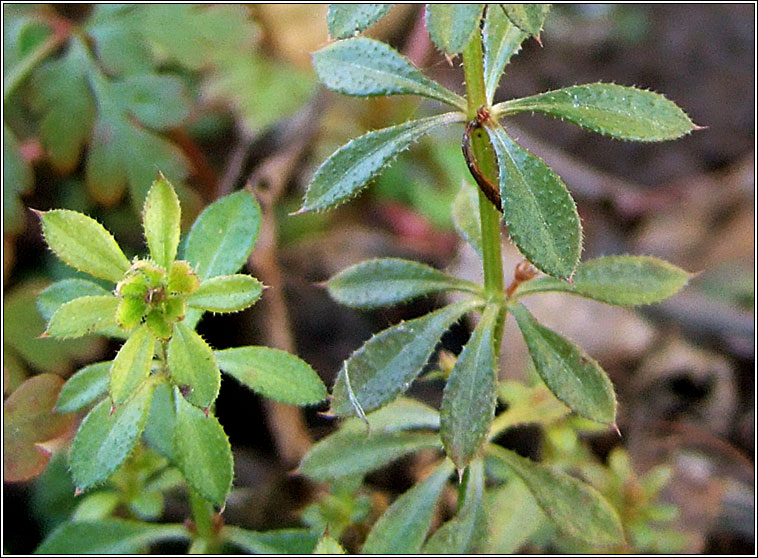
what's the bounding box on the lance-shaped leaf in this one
[298,431,441,482]
[330,298,481,417]
[327,4,392,39]
[495,83,696,142]
[69,380,157,491]
[339,397,440,435]
[187,275,263,313]
[425,4,484,55]
[487,444,624,547]
[302,112,463,213]
[215,346,326,405]
[363,460,454,553]
[509,303,616,424]
[452,180,483,259]
[37,279,112,320]
[312,37,465,109]
[45,295,119,339]
[423,459,487,554]
[327,257,482,309]
[142,381,176,461]
[35,519,188,554]
[36,209,131,282]
[109,324,156,406]
[441,304,500,470]
[173,389,233,508]
[487,123,581,278]
[314,534,346,554]
[223,527,319,555]
[167,322,220,409]
[143,174,180,269]
[56,361,112,413]
[514,255,693,305]
[501,4,551,37]
[483,6,527,103]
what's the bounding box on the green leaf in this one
[88,19,153,77]
[37,279,112,321]
[72,491,121,521]
[302,113,464,213]
[423,459,487,554]
[167,323,220,409]
[35,519,188,554]
[3,124,34,235]
[452,180,483,259]
[187,275,263,313]
[487,444,624,547]
[314,534,345,554]
[56,361,111,413]
[483,5,527,103]
[108,324,156,406]
[215,346,326,406]
[37,209,131,282]
[173,388,233,508]
[299,431,441,482]
[167,260,200,294]
[312,37,465,109]
[69,380,156,491]
[425,4,484,55]
[114,74,190,130]
[496,83,697,142]
[142,381,176,460]
[500,4,551,37]
[363,460,454,553]
[143,174,181,270]
[509,303,616,424]
[330,298,481,417]
[339,397,440,435]
[514,255,692,305]
[484,479,545,553]
[327,257,481,309]
[223,527,319,555]
[45,295,119,339]
[440,304,499,471]
[327,4,393,39]
[486,123,581,278]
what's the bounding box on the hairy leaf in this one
[56,361,111,413]
[497,83,696,141]
[302,112,463,212]
[452,180,483,259]
[509,303,616,424]
[314,534,346,554]
[514,255,692,305]
[45,295,119,339]
[167,322,220,409]
[143,174,181,270]
[487,444,624,546]
[223,527,319,555]
[313,37,465,108]
[339,397,440,435]
[327,4,392,39]
[327,257,481,309]
[330,298,481,417]
[487,123,581,278]
[142,381,176,460]
[483,6,527,103]
[425,4,484,55]
[215,346,327,405]
[109,324,156,406]
[500,4,551,37]
[37,279,112,321]
[187,275,263,313]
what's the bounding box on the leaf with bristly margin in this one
[223,527,319,555]
[327,258,482,309]
[4,124,34,235]
[441,304,499,470]
[514,255,692,305]
[484,478,546,553]
[327,4,393,39]
[45,295,119,339]
[37,279,111,320]
[486,123,581,279]
[69,380,157,492]
[500,4,550,37]
[339,397,440,435]
[173,388,233,508]
[34,519,188,554]
[330,298,481,417]
[215,346,326,406]
[299,431,441,482]
[483,6,527,103]
[363,460,454,553]
[187,275,263,313]
[109,324,156,406]
[37,209,131,282]
[142,381,175,460]
[509,303,616,425]
[142,174,180,270]
[302,112,463,213]
[487,444,624,547]
[423,459,487,554]
[314,533,346,554]
[425,4,484,55]
[56,361,112,413]
[167,322,220,409]
[496,83,697,142]
[312,38,465,109]
[452,180,483,259]
[4,374,74,482]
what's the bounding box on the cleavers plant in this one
[295,4,698,553]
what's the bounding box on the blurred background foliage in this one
[3,4,754,554]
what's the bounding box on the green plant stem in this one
[188,487,218,551]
